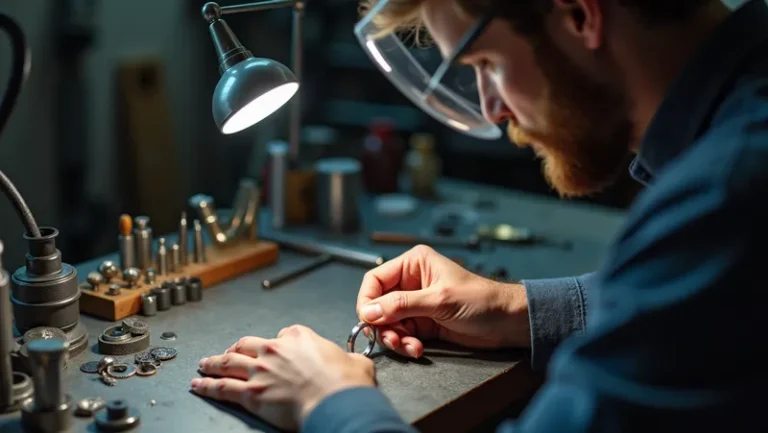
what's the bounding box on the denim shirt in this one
[304,1,768,432]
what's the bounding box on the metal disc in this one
[150,347,177,361]
[160,332,177,341]
[136,364,158,377]
[22,327,67,344]
[134,352,154,364]
[79,361,101,374]
[122,318,149,335]
[106,363,137,379]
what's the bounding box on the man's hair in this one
[360,0,717,36]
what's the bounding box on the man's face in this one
[421,0,632,197]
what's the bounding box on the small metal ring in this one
[347,322,377,357]
[101,325,131,342]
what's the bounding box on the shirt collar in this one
[630,0,768,183]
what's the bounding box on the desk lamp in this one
[202,1,304,160]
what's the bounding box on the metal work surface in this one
[0,179,626,432]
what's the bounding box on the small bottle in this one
[406,133,441,198]
[360,119,404,194]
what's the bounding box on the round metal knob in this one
[202,2,221,22]
[87,272,104,289]
[122,268,140,287]
[98,261,119,281]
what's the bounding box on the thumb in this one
[358,288,444,325]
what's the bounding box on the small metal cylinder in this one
[145,268,156,285]
[118,234,135,271]
[0,242,14,409]
[170,243,180,273]
[152,286,171,311]
[268,140,288,229]
[186,277,202,302]
[157,238,168,276]
[170,282,186,306]
[141,293,157,316]
[133,216,153,271]
[179,212,189,267]
[27,339,69,411]
[193,220,206,263]
[316,158,362,233]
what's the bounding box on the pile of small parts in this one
[80,346,178,386]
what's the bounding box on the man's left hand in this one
[191,324,376,431]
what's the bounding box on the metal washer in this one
[150,347,177,361]
[347,321,377,357]
[101,325,131,343]
[106,363,137,379]
[136,364,158,377]
[79,361,100,374]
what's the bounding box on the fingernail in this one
[361,303,383,321]
[199,358,207,369]
[382,338,394,350]
[190,378,200,389]
[405,344,418,358]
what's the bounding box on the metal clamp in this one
[347,322,377,357]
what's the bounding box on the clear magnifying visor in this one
[354,2,502,140]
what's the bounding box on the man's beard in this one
[507,36,633,198]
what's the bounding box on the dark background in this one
[0,0,741,272]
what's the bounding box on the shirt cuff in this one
[303,386,415,433]
[521,276,588,370]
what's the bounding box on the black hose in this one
[0,13,40,238]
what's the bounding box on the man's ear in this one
[552,0,603,50]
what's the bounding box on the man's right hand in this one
[356,245,531,359]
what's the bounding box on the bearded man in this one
[190,1,768,432]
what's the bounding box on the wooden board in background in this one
[79,240,279,321]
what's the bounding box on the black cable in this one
[0,13,40,238]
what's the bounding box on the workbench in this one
[0,178,626,432]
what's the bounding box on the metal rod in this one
[262,232,385,268]
[0,242,14,409]
[288,1,304,161]
[262,254,332,289]
[220,0,298,15]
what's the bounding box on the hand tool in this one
[170,280,186,305]
[262,232,385,268]
[262,254,333,289]
[133,216,153,270]
[144,268,156,284]
[189,179,260,247]
[1,241,31,414]
[152,286,171,311]
[316,158,362,233]
[122,267,140,288]
[268,140,288,229]
[170,243,180,273]
[98,260,119,282]
[156,237,169,276]
[185,277,202,302]
[193,219,206,263]
[140,293,157,316]
[21,339,74,433]
[117,214,136,271]
[370,231,481,250]
[95,399,140,431]
[87,271,104,290]
[179,211,189,267]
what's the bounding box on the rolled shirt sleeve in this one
[521,272,595,369]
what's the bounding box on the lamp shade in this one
[213,57,299,134]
